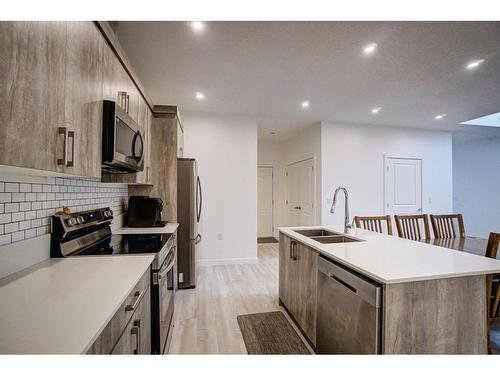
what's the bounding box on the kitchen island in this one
[278,226,500,354]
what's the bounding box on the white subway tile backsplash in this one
[31,218,42,227]
[19,220,31,230]
[25,228,36,239]
[5,203,19,213]
[0,234,11,246]
[5,183,19,193]
[19,184,31,192]
[25,193,36,201]
[0,175,128,246]
[12,193,25,202]
[12,231,25,242]
[19,202,31,211]
[5,222,19,234]
[0,214,11,224]
[36,226,48,236]
[0,193,11,203]
[11,212,24,222]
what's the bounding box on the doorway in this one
[258,166,274,239]
[384,156,423,215]
[287,158,315,226]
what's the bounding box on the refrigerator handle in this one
[196,176,202,223]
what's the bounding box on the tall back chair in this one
[485,232,500,354]
[394,214,430,241]
[430,214,465,239]
[354,215,393,235]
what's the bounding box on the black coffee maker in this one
[127,196,166,227]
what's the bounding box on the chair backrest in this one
[485,232,500,353]
[354,215,393,235]
[486,233,500,320]
[394,214,430,240]
[430,214,465,239]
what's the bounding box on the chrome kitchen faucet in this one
[330,186,353,233]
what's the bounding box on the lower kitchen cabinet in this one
[279,233,318,347]
[111,287,151,354]
[88,268,151,354]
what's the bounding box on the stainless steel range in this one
[50,207,176,354]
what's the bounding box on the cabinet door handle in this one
[57,127,67,165]
[292,242,297,261]
[131,319,141,354]
[125,290,143,311]
[289,241,293,259]
[66,131,75,167]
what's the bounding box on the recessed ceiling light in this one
[301,101,310,108]
[363,43,377,55]
[466,59,485,70]
[195,91,204,100]
[434,114,446,120]
[191,21,204,31]
[371,107,382,114]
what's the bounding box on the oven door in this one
[157,247,176,354]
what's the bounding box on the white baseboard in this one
[196,257,258,267]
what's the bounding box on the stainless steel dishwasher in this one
[317,256,382,354]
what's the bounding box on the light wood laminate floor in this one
[168,243,312,354]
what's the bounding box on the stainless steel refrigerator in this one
[177,158,202,289]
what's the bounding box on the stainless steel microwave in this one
[102,100,144,173]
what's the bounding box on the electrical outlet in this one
[218,233,223,240]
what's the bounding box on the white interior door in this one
[257,166,274,237]
[385,157,422,215]
[287,158,314,226]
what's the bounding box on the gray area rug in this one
[237,311,310,354]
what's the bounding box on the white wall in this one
[321,122,453,226]
[183,112,258,265]
[258,123,322,237]
[453,135,500,237]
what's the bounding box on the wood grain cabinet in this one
[279,233,318,347]
[88,268,151,354]
[0,21,150,179]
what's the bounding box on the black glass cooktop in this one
[74,233,172,256]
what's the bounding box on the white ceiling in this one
[117,21,500,142]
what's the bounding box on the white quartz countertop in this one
[279,226,500,284]
[0,255,154,354]
[113,223,179,235]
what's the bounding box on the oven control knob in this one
[104,210,113,218]
[76,216,84,224]
[66,218,77,227]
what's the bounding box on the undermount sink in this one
[293,229,341,237]
[291,228,363,244]
[309,235,361,244]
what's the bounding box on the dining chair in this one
[429,213,465,239]
[354,215,393,235]
[485,232,500,354]
[394,214,431,240]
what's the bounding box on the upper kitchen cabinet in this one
[153,105,184,158]
[0,22,66,172]
[57,22,104,178]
